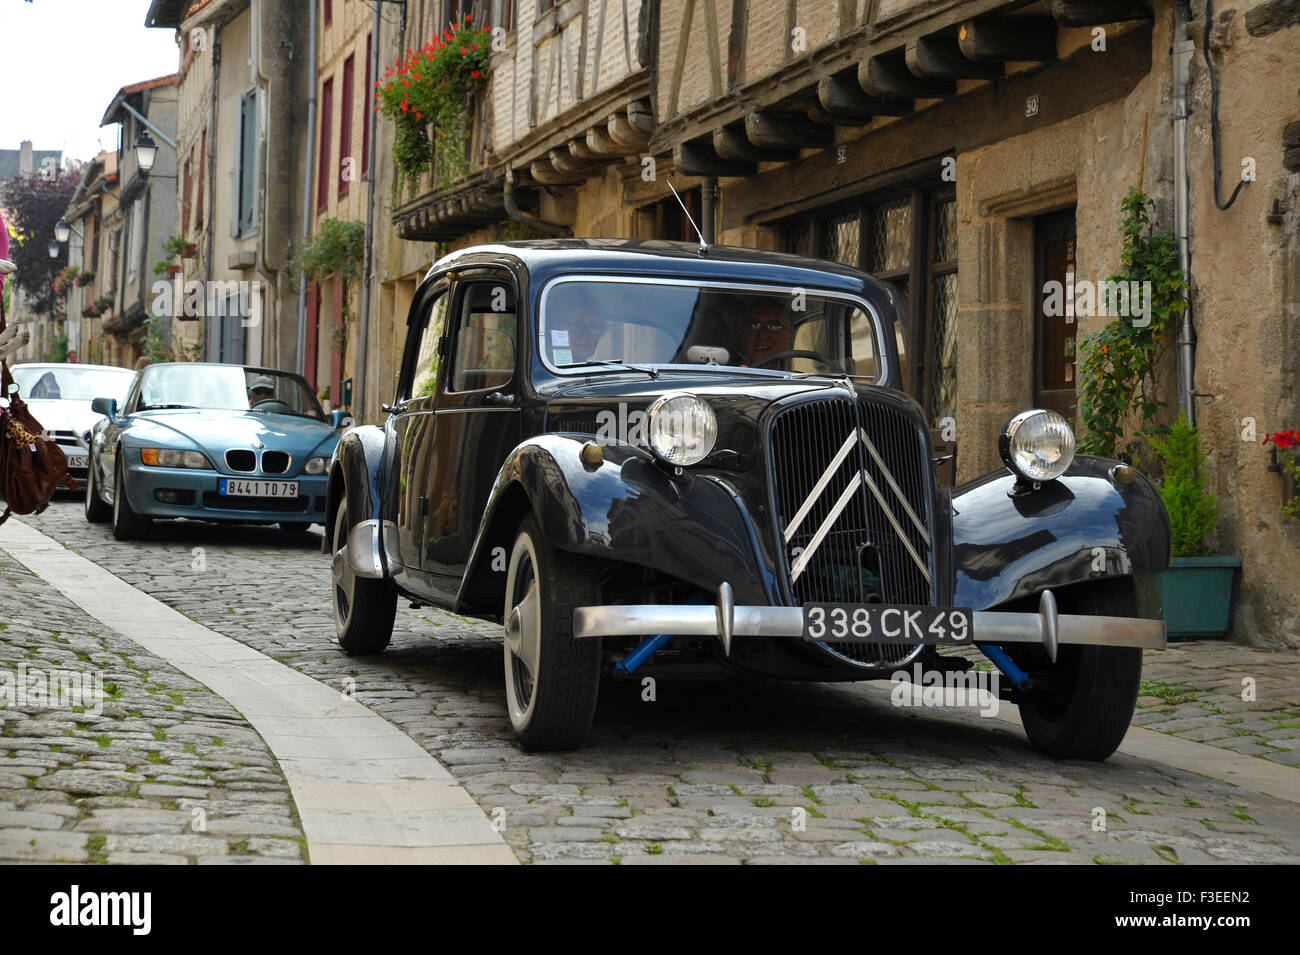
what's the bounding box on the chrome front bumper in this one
[573,584,1166,661]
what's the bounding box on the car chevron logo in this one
[784,427,930,584]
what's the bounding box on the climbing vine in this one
[1076,188,1186,464]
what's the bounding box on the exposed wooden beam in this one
[859,55,955,99]
[906,36,1003,80]
[568,138,597,161]
[586,125,639,156]
[628,99,656,136]
[745,111,834,149]
[549,148,590,176]
[958,18,1058,62]
[608,112,650,148]
[673,138,756,177]
[1045,0,1152,27]
[714,122,800,162]
[805,100,871,128]
[529,159,580,184]
[817,73,912,119]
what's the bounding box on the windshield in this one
[137,365,325,420]
[13,365,135,402]
[539,278,881,380]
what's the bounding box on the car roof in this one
[12,363,134,373]
[141,363,306,378]
[427,239,886,298]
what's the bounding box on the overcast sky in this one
[5,0,181,164]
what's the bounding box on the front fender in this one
[457,434,775,614]
[323,424,389,555]
[951,455,1170,611]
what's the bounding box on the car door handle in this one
[484,392,516,406]
[383,400,410,415]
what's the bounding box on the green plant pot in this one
[1160,556,1241,640]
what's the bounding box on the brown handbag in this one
[0,296,76,526]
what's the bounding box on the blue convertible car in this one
[84,363,349,539]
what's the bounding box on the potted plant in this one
[1151,417,1240,639]
[164,235,197,258]
[76,270,95,287]
[1264,430,1300,518]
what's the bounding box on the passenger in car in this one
[741,301,795,366]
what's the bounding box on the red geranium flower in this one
[1266,430,1300,450]
[470,70,480,78]
[459,48,467,55]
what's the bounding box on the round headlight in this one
[999,409,1075,483]
[304,456,329,475]
[646,393,717,467]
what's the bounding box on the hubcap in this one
[332,506,355,627]
[504,543,541,718]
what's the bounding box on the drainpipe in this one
[1172,1,1196,426]
[205,28,220,361]
[504,170,569,236]
[355,0,381,422]
[296,0,318,376]
[700,176,716,243]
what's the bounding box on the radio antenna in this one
[667,179,708,255]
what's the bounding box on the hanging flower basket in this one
[374,14,490,188]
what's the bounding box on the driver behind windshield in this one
[741,300,794,366]
[549,291,608,365]
[248,375,275,404]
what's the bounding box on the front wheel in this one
[84,456,110,523]
[111,457,151,540]
[502,515,602,750]
[331,501,396,655]
[1018,583,1144,761]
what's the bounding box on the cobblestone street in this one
[5,498,1300,865]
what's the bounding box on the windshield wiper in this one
[138,403,197,411]
[567,359,660,379]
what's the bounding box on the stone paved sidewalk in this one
[18,502,1300,866]
[0,544,306,864]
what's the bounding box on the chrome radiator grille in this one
[769,395,934,666]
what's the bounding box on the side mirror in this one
[91,397,117,419]
[330,409,355,430]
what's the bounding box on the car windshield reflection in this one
[136,365,325,421]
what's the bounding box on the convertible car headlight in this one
[999,409,1075,483]
[304,456,329,475]
[647,393,717,466]
[141,447,211,469]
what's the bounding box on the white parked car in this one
[11,363,136,488]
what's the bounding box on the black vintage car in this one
[325,240,1169,758]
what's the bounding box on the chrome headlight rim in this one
[646,392,718,467]
[140,447,212,470]
[303,456,329,475]
[998,409,1076,484]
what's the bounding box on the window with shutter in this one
[236,91,259,235]
[318,77,333,211]
[339,55,354,196]
[362,34,371,178]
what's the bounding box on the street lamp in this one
[135,131,158,175]
[48,240,60,259]
[54,218,71,243]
